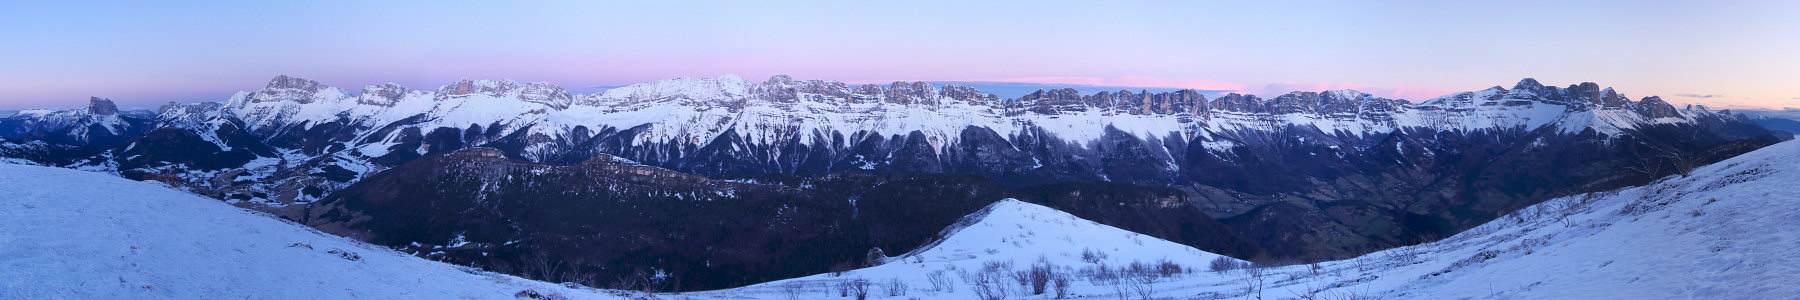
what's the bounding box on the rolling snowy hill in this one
[696,140,1800,299]
[692,198,1244,299]
[0,164,619,299]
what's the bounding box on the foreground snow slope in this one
[1330,138,1800,299]
[0,164,618,299]
[693,199,1244,299]
[700,140,1800,299]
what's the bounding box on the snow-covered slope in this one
[888,199,1235,270]
[1311,139,1800,299]
[692,199,1244,299]
[697,140,1800,299]
[0,164,621,299]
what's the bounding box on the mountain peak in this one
[87,97,118,115]
[266,75,324,91]
[357,83,413,107]
[438,78,518,97]
[1513,78,1545,90]
[1633,95,1682,118]
[763,74,795,86]
[715,74,747,85]
[1323,89,1368,100]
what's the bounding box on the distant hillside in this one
[1736,108,1800,135]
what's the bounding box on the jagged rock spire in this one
[87,97,118,115]
[266,75,324,91]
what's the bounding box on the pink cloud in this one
[847,76,1463,101]
[989,76,1247,91]
[1247,82,1460,101]
[850,76,1247,91]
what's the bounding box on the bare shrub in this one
[778,281,806,300]
[1125,260,1154,278]
[522,253,562,282]
[1051,271,1071,299]
[1319,287,1376,300]
[847,278,871,300]
[972,271,1009,300]
[1082,263,1118,286]
[882,278,907,297]
[1027,257,1055,295]
[1154,259,1183,277]
[972,261,1012,300]
[1080,247,1108,264]
[1383,245,1423,266]
[830,261,855,277]
[513,289,569,300]
[1669,151,1697,177]
[1122,263,1159,300]
[326,248,361,262]
[1210,256,1247,273]
[611,268,673,294]
[926,270,956,293]
[984,260,1014,272]
[1244,266,1268,300]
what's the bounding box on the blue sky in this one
[2,1,1797,109]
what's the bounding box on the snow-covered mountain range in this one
[2,75,1767,206]
[0,74,1783,290]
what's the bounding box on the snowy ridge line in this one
[180,75,1720,161]
[887,198,1009,263]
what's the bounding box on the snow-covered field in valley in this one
[0,164,624,299]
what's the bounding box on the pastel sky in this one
[3,1,1797,110]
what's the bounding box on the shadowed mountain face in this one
[302,147,1255,290]
[0,75,1784,289]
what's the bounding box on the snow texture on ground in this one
[694,198,1241,299]
[0,164,625,299]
